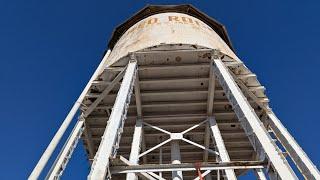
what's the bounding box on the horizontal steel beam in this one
[91,125,246,138]
[95,101,219,110]
[110,161,265,174]
[86,112,236,120]
[104,61,243,72]
[86,88,267,99]
[134,48,212,55]
[92,77,210,86]
[118,156,159,180]
[105,63,210,72]
[117,148,253,157]
[113,142,252,150]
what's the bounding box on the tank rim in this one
[107,4,235,52]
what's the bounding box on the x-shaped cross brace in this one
[138,119,219,158]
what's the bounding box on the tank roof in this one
[108,4,235,51]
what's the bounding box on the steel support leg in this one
[171,140,183,180]
[213,58,297,180]
[28,50,112,180]
[267,111,320,179]
[226,63,320,179]
[46,119,84,180]
[126,118,143,180]
[88,60,137,180]
[209,116,237,180]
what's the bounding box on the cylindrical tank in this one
[106,7,239,66]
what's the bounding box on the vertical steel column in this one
[217,170,220,180]
[159,146,163,178]
[88,60,137,180]
[126,118,143,180]
[209,116,237,180]
[171,140,183,180]
[213,58,297,180]
[133,70,148,164]
[204,59,216,180]
[204,60,216,162]
[82,120,95,161]
[267,112,320,179]
[28,50,111,180]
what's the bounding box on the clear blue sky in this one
[0,0,319,179]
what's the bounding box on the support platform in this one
[30,46,320,180]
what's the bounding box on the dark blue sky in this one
[1,0,319,179]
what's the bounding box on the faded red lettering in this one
[148,18,158,24]
[168,16,180,22]
[181,17,193,23]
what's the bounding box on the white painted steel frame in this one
[28,50,112,180]
[228,64,320,179]
[83,120,95,160]
[133,71,148,164]
[212,58,298,179]
[88,60,137,180]
[204,60,215,162]
[267,112,320,180]
[110,162,265,174]
[33,47,320,179]
[46,57,129,179]
[104,62,243,74]
[138,119,219,159]
[119,156,158,180]
[83,66,127,117]
[171,140,183,180]
[159,146,163,178]
[204,59,215,180]
[126,118,143,180]
[126,66,145,180]
[112,166,265,174]
[139,138,172,158]
[46,120,84,180]
[195,170,211,180]
[209,116,237,180]
[133,117,223,179]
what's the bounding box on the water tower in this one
[29,4,320,180]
